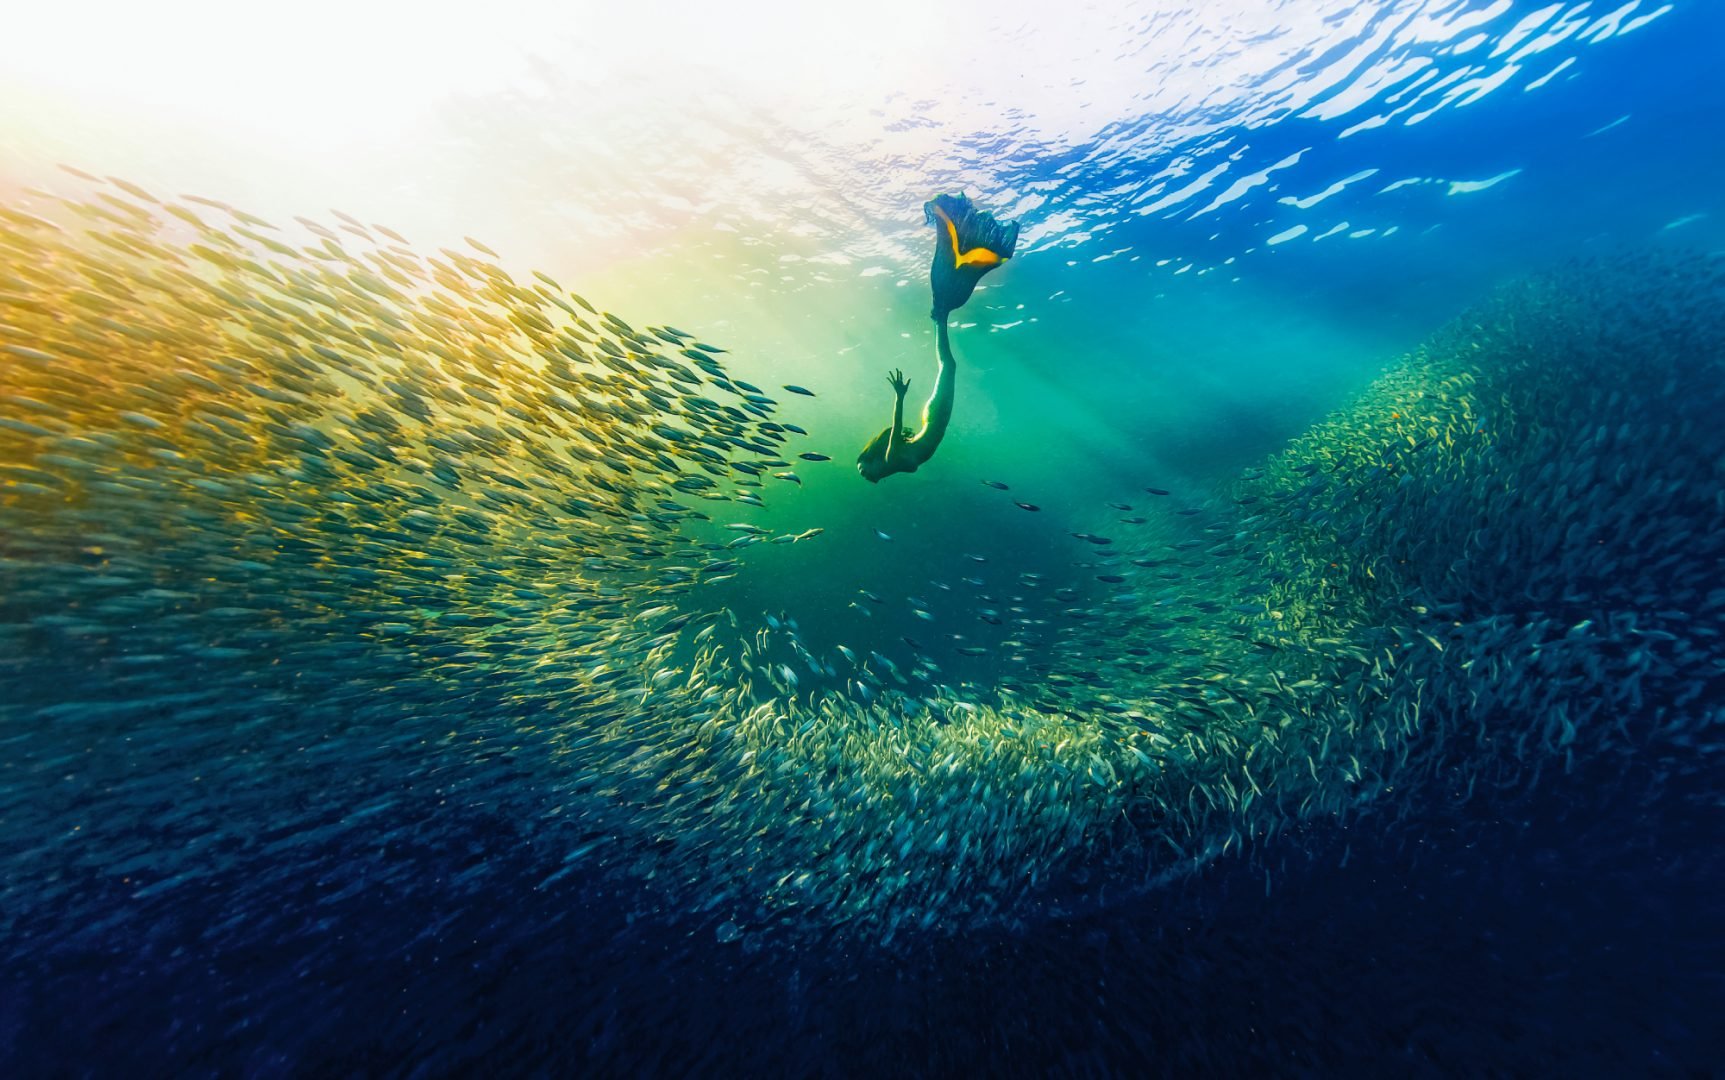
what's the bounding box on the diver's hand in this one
[887,369,910,398]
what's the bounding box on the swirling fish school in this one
[1,178,1721,958]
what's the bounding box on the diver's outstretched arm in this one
[884,368,910,463]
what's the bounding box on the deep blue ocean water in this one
[3,2,1724,1075]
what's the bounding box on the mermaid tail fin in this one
[924,193,1019,319]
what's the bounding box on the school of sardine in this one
[2,175,1721,950]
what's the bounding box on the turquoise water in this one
[2,2,1723,1074]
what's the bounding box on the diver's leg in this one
[906,317,956,465]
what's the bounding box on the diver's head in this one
[857,428,894,484]
[857,448,887,484]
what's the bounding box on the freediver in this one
[856,194,1019,483]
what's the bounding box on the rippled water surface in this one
[2,1,1723,1075]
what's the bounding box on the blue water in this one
[3,2,1724,1075]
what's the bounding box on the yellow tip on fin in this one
[935,205,1004,269]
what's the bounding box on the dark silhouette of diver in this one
[856,194,1019,483]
